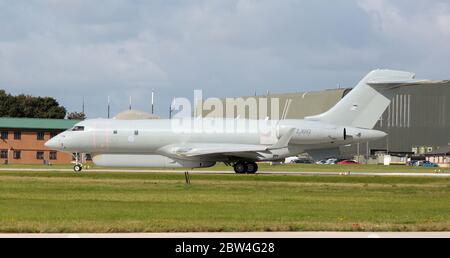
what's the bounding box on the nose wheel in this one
[72,152,84,173]
[233,162,258,174]
[74,164,83,173]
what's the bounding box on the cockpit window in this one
[72,126,85,131]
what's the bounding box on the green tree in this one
[67,112,86,120]
[0,90,67,119]
[0,90,10,116]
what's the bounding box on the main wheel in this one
[74,164,83,173]
[246,162,258,174]
[233,162,247,174]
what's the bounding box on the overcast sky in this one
[0,0,449,118]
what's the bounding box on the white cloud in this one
[358,0,450,40]
[0,34,168,89]
[357,0,450,78]
[0,0,449,117]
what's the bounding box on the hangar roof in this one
[426,145,450,156]
[265,89,351,119]
[114,110,160,120]
[0,118,80,130]
[202,88,350,119]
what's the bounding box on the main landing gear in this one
[233,161,258,174]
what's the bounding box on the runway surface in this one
[1,232,449,238]
[1,168,449,177]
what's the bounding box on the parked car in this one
[316,158,340,165]
[316,158,339,165]
[421,161,439,168]
[410,160,424,166]
[337,160,360,165]
[285,157,300,164]
[411,160,439,167]
[315,159,327,164]
[293,159,314,164]
[325,158,339,164]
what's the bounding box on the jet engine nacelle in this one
[92,154,216,168]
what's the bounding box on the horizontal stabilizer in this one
[368,80,449,89]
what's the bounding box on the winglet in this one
[268,128,296,150]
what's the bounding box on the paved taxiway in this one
[1,232,449,238]
[0,168,449,177]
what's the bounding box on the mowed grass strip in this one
[1,171,450,233]
[2,163,450,173]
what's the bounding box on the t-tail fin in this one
[305,69,445,129]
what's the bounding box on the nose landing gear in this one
[74,164,83,173]
[233,161,258,174]
[73,152,83,173]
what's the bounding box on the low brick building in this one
[0,118,80,165]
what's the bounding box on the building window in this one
[50,132,58,138]
[13,151,21,160]
[0,150,7,159]
[14,131,21,140]
[134,130,139,136]
[36,151,44,160]
[1,132,8,140]
[113,130,118,134]
[50,152,57,160]
[37,132,45,141]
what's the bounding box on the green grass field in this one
[1,170,450,233]
[1,163,449,173]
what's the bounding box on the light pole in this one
[169,98,175,119]
[151,90,155,114]
[107,96,111,119]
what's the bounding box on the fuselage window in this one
[72,126,85,132]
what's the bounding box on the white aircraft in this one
[45,70,444,173]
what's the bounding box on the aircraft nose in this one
[45,137,62,150]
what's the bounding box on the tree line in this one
[0,90,85,120]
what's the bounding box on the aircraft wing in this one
[165,143,269,158]
[161,128,296,158]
